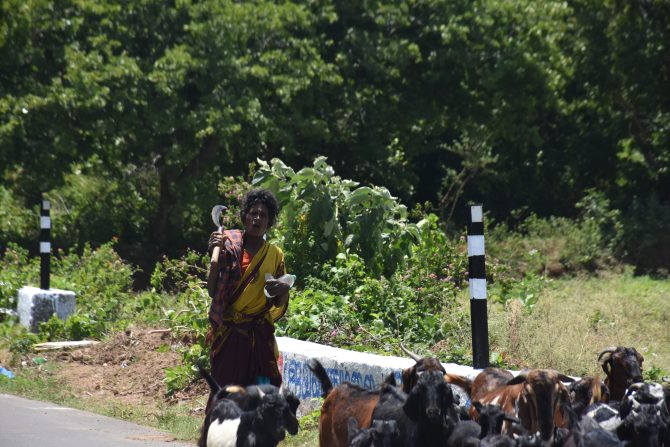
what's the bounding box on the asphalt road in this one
[0,393,195,447]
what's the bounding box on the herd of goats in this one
[196,345,670,447]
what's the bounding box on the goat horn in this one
[597,346,619,363]
[399,343,422,362]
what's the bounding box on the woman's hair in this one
[240,188,279,228]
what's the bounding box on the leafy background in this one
[1,0,670,395]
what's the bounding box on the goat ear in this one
[507,374,527,386]
[601,359,612,377]
[401,367,415,394]
[516,393,532,429]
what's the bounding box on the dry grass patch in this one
[488,275,670,376]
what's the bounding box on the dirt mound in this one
[35,326,209,408]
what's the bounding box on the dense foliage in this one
[1,0,669,275]
[3,158,630,393]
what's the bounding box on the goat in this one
[308,358,388,447]
[400,344,472,419]
[598,346,644,402]
[617,381,669,446]
[472,401,521,438]
[619,403,663,446]
[570,415,629,447]
[371,370,460,447]
[568,375,609,416]
[204,392,294,447]
[347,417,400,447]
[197,366,298,447]
[467,368,574,446]
[309,353,446,447]
[399,344,448,393]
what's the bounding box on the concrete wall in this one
[276,337,478,414]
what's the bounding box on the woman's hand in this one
[264,279,291,298]
[208,231,226,254]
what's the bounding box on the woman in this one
[205,188,291,402]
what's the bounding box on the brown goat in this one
[308,352,447,447]
[467,368,574,445]
[598,346,644,401]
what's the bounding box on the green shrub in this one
[153,251,211,393]
[52,241,135,323]
[0,244,39,318]
[253,157,420,279]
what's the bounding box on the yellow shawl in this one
[208,240,287,357]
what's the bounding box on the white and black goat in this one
[197,367,300,447]
[617,382,669,446]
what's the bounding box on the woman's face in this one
[244,202,270,237]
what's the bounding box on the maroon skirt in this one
[205,318,281,412]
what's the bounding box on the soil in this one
[7,326,209,414]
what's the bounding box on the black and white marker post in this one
[18,198,75,332]
[467,204,489,369]
[40,198,51,290]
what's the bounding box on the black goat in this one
[472,401,520,438]
[371,370,459,447]
[598,347,644,401]
[619,403,663,446]
[204,393,291,447]
[574,415,629,447]
[347,417,400,447]
[617,382,669,446]
[197,366,299,447]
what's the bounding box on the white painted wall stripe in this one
[39,242,51,253]
[469,278,487,299]
[42,200,51,210]
[467,235,485,257]
[40,216,51,229]
[470,205,483,223]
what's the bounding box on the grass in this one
[2,272,669,445]
[487,273,670,377]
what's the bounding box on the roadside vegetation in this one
[2,1,669,444]
[2,159,669,445]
